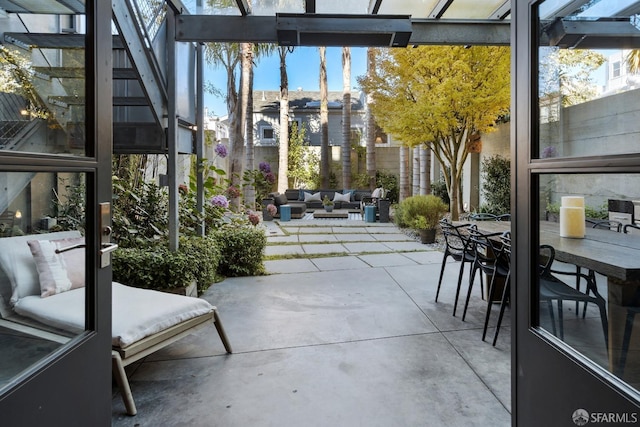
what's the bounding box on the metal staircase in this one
[0,0,195,154]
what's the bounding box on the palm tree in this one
[319,46,330,188]
[365,48,377,191]
[627,50,640,73]
[341,47,352,189]
[229,42,251,210]
[243,43,256,208]
[277,46,290,194]
[204,42,242,209]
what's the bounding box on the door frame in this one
[513,0,640,425]
[0,0,113,424]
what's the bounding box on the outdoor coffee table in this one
[313,209,349,219]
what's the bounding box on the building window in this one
[613,60,621,78]
[261,127,274,140]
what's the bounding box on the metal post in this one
[196,43,205,236]
[167,8,179,251]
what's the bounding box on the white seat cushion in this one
[14,282,214,348]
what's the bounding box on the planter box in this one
[158,281,198,297]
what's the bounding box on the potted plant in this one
[322,195,334,212]
[396,195,448,244]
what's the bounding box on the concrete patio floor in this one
[111,218,512,426]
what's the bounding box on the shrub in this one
[112,235,221,291]
[481,155,510,215]
[376,170,399,203]
[394,195,448,230]
[431,179,450,205]
[213,225,266,277]
[112,179,168,248]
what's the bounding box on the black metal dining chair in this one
[618,288,640,376]
[436,220,478,316]
[489,231,512,346]
[538,245,609,349]
[469,212,498,221]
[575,219,623,317]
[586,219,622,232]
[461,227,508,327]
[623,223,640,234]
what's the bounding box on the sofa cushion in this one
[343,189,355,199]
[284,189,299,201]
[275,193,288,206]
[333,192,351,203]
[303,191,322,202]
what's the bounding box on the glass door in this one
[0,0,113,424]
[514,0,640,425]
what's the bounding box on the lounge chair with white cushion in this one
[0,231,232,416]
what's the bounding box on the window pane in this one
[0,171,86,392]
[537,5,640,158]
[539,173,640,392]
[1,19,86,156]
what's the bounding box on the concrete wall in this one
[476,123,510,209]
[539,88,640,212]
[541,88,640,158]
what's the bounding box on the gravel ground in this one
[398,226,446,252]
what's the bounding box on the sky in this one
[204,47,367,117]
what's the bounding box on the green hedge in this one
[112,235,221,291]
[213,225,266,277]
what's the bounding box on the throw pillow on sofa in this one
[304,191,322,202]
[333,192,351,203]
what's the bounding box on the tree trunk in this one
[244,43,256,209]
[319,46,330,188]
[412,146,420,196]
[420,145,430,195]
[229,43,249,210]
[277,47,289,194]
[399,145,410,201]
[365,48,376,191]
[342,47,351,189]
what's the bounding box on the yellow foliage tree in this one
[358,46,510,220]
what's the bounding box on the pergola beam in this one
[175,15,510,46]
[368,0,383,14]
[547,19,640,49]
[539,0,590,20]
[427,0,454,19]
[305,0,315,14]
[490,1,511,20]
[234,0,250,16]
[410,19,509,45]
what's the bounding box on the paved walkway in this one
[112,217,512,426]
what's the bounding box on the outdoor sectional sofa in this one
[0,231,232,416]
[265,189,371,218]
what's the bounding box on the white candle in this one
[562,196,585,208]
[559,206,585,238]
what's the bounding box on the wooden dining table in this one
[461,220,640,281]
[456,220,640,378]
